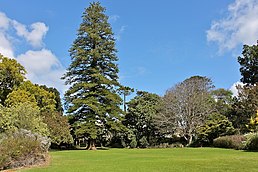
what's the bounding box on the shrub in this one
[170,142,184,148]
[130,137,137,148]
[245,133,258,151]
[0,129,50,170]
[139,136,149,148]
[213,135,246,150]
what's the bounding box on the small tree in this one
[247,110,258,132]
[139,136,149,148]
[196,113,235,146]
[130,137,137,148]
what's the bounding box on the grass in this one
[19,148,258,172]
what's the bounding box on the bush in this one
[130,138,137,148]
[245,133,258,151]
[0,129,50,170]
[139,136,149,148]
[213,135,246,150]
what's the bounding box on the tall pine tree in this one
[63,2,123,150]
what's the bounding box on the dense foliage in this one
[63,2,125,150]
[238,42,258,85]
[125,91,162,147]
[0,54,26,105]
[0,54,72,170]
[196,113,235,146]
[213,135,246,150]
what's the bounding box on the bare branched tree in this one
[154,76,215,145]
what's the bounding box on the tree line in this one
[63,2,258,149]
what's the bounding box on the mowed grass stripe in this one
[20,148,258,172]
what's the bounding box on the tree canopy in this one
[0,54,26,105]
[238,41,258,85]
[125,91,162,146]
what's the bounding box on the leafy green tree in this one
[196,113,235,146]
[211,88,234,116]
[231,84,258,133]
[18,81,56,112]
[0,54,26,105]
[238,41,258,85]
[5,89,37,107]
[40,85,63,113]
[63,2,123,150]
[41,111,73,146]
[125,91,162,146]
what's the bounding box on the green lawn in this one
[20,148,258,172]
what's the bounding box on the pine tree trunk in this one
[88,139,97,150]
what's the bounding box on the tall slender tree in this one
[62,2,123,150]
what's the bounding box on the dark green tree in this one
[0,54,26,105]
[125,91,162,146]
[41,111,73,146]
[230,84,258,133]
[40,85,63,113]
[196,113,235,146]
[238,41,258,85]
[211,88,234,116]
[62,2,123,150]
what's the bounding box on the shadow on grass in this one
[242,149,258,152]
[49,146,110,152]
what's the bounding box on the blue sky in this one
[1,0,258,97]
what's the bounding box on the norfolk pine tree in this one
[63,2,123,150]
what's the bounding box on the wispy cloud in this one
[207,0,258,53]
[0,11,65,94]
[109,15,120,23]
[115,25,126,41]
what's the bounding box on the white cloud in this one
[12,21,48,48]
[0,11,66,94]
[17,49,66,94]
[207,0,258,52]
[230,81,244,97]
[0,32,14,58]
[0,12,14,58]
[0,12,10,30]
[17,49,60,75]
